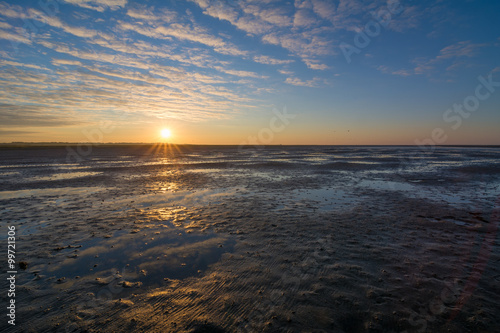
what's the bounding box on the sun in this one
[160,128,171,139]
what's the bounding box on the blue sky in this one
[0,0,499,144]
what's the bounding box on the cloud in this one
[413,59,433,75]
[278,69,294,75]
[190,0,334,69]
[27,8,98,38]
[391,69,411,77]
[233,15,273,35]
[253,55,294,65]
[0,60,45,70]
[0,104,86,127]
[0,43,265,126]
[303,58,329,70]
[388,6,422,32]
[213,66,268,79]
[52,59,83,66]
[0,21,12,29]
[0,29,32,45]
[41,36,230,75]
[377,65,411,77]
[189,0,211,10]
[310,0,336,21]
[0,3,28,19]
[38,40,155,70]
[436,41,485,60]
[335,0,366,18]
[0,1,278,130]
[285,77,322,87]
[244,6,293,27]
[63,0,127,12]
[126,6,176,23]
[156,24,225,48]
[293,9,318,27]
[0,4,98,39]
[412,41,487,75]
[118,20,248,57]
[201,1,240,23]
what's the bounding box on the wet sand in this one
[0,145,499,332]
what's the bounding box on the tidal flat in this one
[0,145,499,332]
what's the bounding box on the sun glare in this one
[160,128,171,139]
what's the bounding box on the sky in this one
[0,0,499,145]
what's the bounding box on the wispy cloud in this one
[310,0,336,22]
[0,21,12,29]
[243,5,293,27]
[278,69,294,75]
[63,0,128,12]
[51,58,82,67]
[253,55,294,65]
[117,19,248,57]
[126,6,176,22]
[377,65,411,77]
[0,104,87,127]
[28,8,98,38]
[436,41,486,60]
[412,41,487,75]
[190,0,333,70]
[285,77,323,87]
[0,36,266,128]
[293,9,318,28]
[0,3,28,19]
[0,60,45,70]
[303,58,330,70]
[213,66,268,79]
[0,29,33,45]
[0,3,98,39]
[387,6,422,32]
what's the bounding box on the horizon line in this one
[1,142,500,148]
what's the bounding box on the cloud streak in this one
[63,0,128,12]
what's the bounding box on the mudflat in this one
[0,145,499,332]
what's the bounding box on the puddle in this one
[349,161,381,165]
[302,156,331,163]
[357,180,415,191]
[59,165,93,170]
[187,168,226,173]
[44,227,234,291]
[29,171,102,182]
[109,187,248,212]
